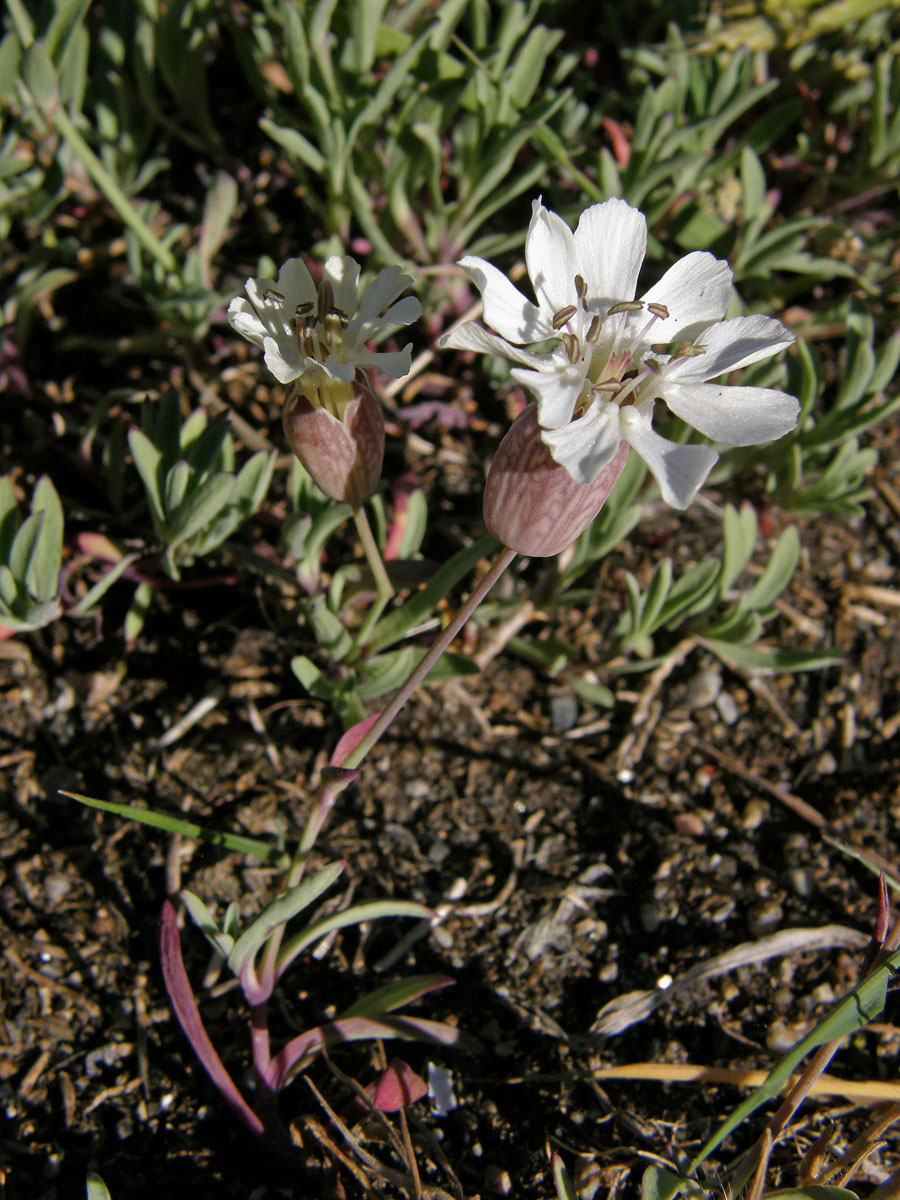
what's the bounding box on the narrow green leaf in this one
[657,559,720,627]
[128,429,166,526]
[231,450,275,513]
[27,476,63,603]
[68,553,139,617]
[396,489,427,559]
[259,118,327,172]
[744,526,799,611]
[276,898,432,977]
[740,145,766,217]
[21,41,58,110]
[702,640,843,673]
[8,511,44,585]
[61,792,287,863]
[166,472,234,546]
[369,535,496,652]
[0,32,22,103]
[228,861,345,974]
[45,0,91,62]
[719,503,758,594]
[340,974,452,1019]
[164,460,192,517]
[641,558,674,634]
[291,655,336,702]
[182,890,234,958]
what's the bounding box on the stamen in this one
[585,314,602,343]
[332,306,350,329]
[574,274,587,303]
[316,280,335,324]
[561,333,581,364]
[323,312,345,340]
[302,327,319,358]
[675,343,707,358]
[647,302,669,320]
[552,305,578,329]
[607,300,644,315]
[262,289,285,304]
[592,380,622,394]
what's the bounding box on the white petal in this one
[525,199,577,315]
[244,276,279,309]
[276,258,317,307]
[353,346,414,379]
[322,255,361,314]
[321,356,357,382]
[619,404,719,508]
[262,337,304,384]
[666,314,795,381]
[227,299,266,347]
[510,363,582,428]
[356,265,412,326]
[573,198,647,307]
[663,382,800,445]
[376,295,422,327]
[439,321,551,369]
[458,255,547,342]
[541,399,623,484]
[641,252,733,341]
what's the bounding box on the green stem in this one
[7,0,34,44]
[270,546,515,968]
[47,105,178,275]
[349,503,394,657]
[343,545,517,770]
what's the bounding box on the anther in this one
[561,333,581,364]
[607,300,644,315]
[574,274,587,303]
[552,305,578,330]
[673,342,707,357]
[294,301,315,318]
[316,280,335,325]
[592,380,622,394]
[586,314,602,343]
[332,306,350,328]
[647,302,669,320]
[262,289,285,303]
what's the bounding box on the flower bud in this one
[283,381,385,504]
[483,404,629,556]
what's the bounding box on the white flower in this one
[441,198,799,508]
[228,255,422,387]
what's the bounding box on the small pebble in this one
[485,1166,512,1195]
[550,694,579,732]
[816,751,838,775]
[675,812,705,837]
[742,799,768,830]
[716,691,739,725]
[748,899,783,936]
[788,867,813,897]
[684,667,722,709]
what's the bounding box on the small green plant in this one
[0,473,132,634]
[127,392,275,581]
